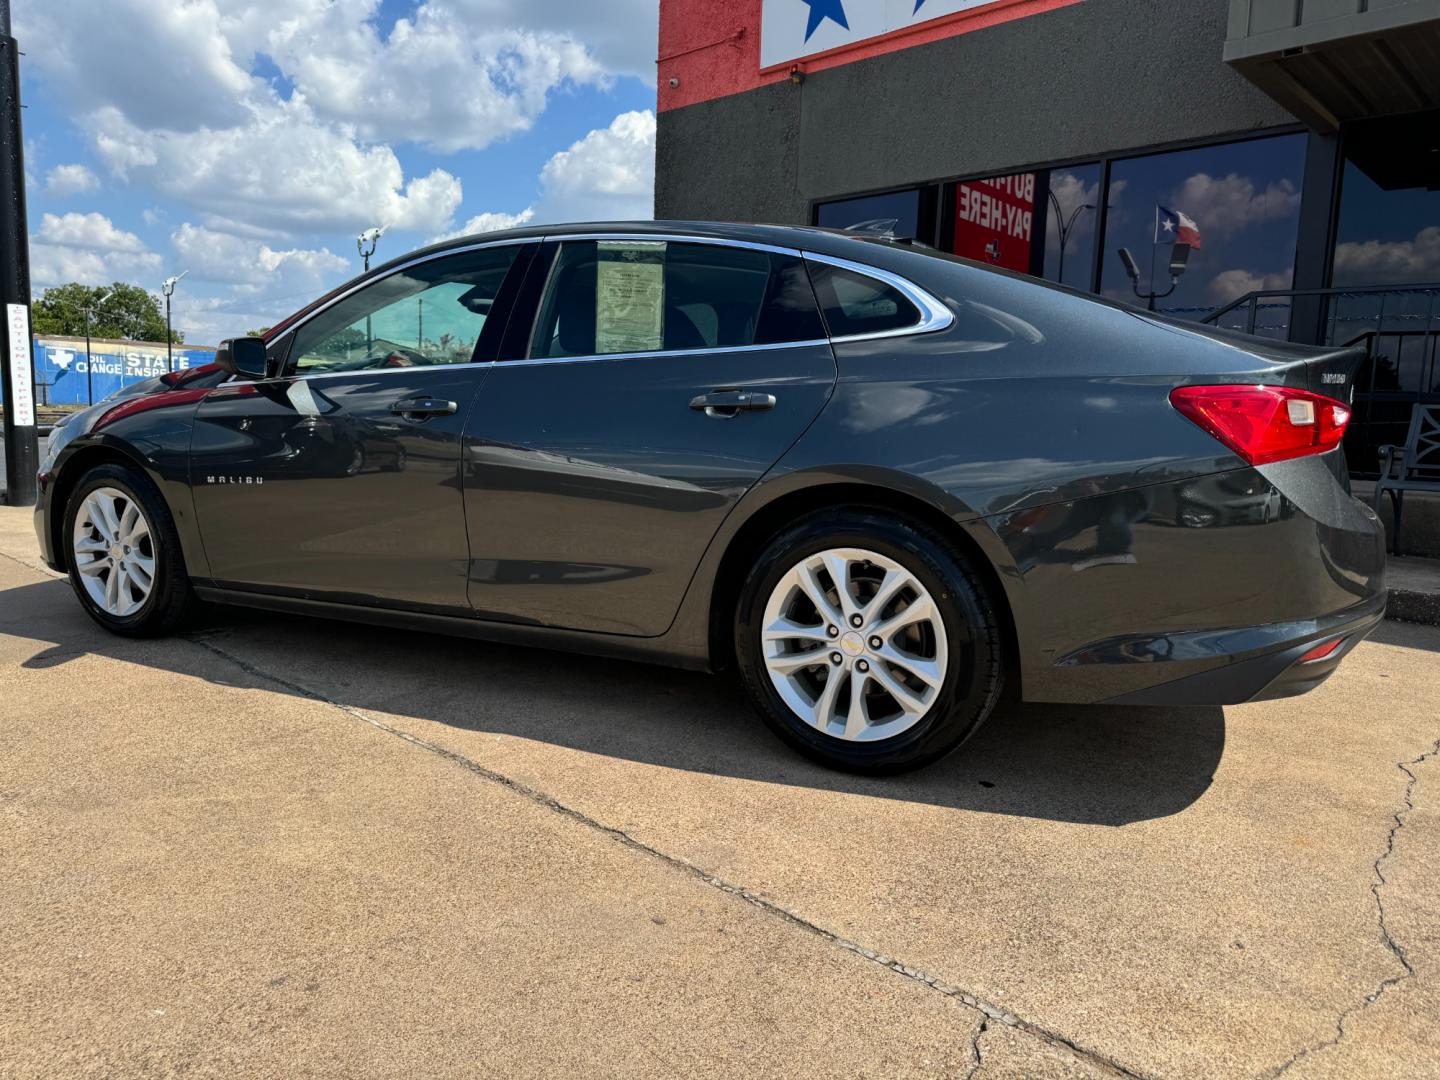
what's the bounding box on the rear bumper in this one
[1098,592,1385,706]
[999,454,1388,706]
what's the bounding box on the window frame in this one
[506,234,950,366]
[264,238,534,382]
[807,125,1311,296]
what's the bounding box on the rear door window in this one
[806,263,923,339]
[529,240,826,360]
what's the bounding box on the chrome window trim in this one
[235,360,498,387]
[266,236,533,352]
[802,251,955,343]
[502,339,832,369]
[258,231,954,382]
[542,232,805,258]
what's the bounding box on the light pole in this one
[357,226,384,273]
[357,227,383,350]
[1047,191,1094,286]
[161,272,186,373]
[82,288,112,405]
[0,0,36,506]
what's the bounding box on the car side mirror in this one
[216,336,267,380]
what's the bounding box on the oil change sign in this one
[761,0,1068,69]
[6,304,34,427]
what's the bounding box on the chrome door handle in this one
[390,397,458,420]
[689,389,777,418]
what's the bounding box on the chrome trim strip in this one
[543,232,805,257]
[501,339,831,369]
[802,251,955,343]
[228,360,497,388]
[259,232,952,383]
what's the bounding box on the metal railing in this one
[1202,284,1440,478]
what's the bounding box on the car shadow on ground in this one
[8,576,1225,826]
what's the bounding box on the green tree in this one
[31,282,184,344]
[245,326,272,337]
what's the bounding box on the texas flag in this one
[1155,205,1202,249]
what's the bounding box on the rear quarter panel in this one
[752,248,1383,698]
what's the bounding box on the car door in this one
[463,235,838,635]
[190,241,532,613]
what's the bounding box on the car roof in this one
[372,220,903,274]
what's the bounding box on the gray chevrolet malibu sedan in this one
[34,222,1386,773]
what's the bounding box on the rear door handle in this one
[689,389,777,418]
[390,397,458,420]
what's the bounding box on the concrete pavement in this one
[2,503,1437,1079]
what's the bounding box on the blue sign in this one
[32,337,217,406]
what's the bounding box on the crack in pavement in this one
[185,632,1149,1080]
[1260,736,1440,1079]
[960,1017,989,1080]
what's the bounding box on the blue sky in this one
[18,0,660,343]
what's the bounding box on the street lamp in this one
[357,227,384,273]
[82,288,112,405]
[1118,243,1192,311]
[1047,190,1094,285]
[161,272,187,373]
[357,227,384,350]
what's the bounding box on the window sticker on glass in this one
[596,241,665,354]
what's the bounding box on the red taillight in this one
[1298,638,1346,664]
[1169,385,1350,466]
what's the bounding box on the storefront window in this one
[943,165,1100,289]
[950,173,1042,274]
[1099,134,1308,327]
[815,189,923,239]
[1042,164,1102,290]
[1331,162,1440,288]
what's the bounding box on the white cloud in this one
[1170,174,1301,239]
[444,110,656,240]
[1207,267,1293,304]
[434,209,537,242]
[37,212,149,254]
[1332,226,1440,285]
[45,164,101,197]
[171,223,349,290]
[264,12,607,153]
[31,211,163,288]
[537,110,656,220]
[89,101,463,236]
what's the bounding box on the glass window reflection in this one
[1100,134,1307,328]
[1042,165,1102,289]
[1332,161,1440,288]
[815,189,922,239]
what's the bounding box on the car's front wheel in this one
[63,463,198,637]
[735,508,1005,774]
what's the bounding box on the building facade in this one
[32,336,216,407]
[655,0,1440,472]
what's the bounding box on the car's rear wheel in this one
[64,463,197,637]
[735,508,1004,774]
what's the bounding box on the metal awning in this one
[1224,0,1440,133]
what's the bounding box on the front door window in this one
[285,245,521,374]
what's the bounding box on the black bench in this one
[1374,404,1440,555]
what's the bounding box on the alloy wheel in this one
[760,547,949,742]
[72,487,156,618]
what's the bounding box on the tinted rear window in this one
[530,241,826,359]
[807,263,922,338]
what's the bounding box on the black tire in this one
[734,508,1004,775]
[62,463,198,637]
